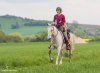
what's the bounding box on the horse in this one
[47,23,75,65]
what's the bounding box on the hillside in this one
[0,15,48,36]
[68,23,100,38]
[78,24,100,36]
[0,14,49,28]
[0,15,100,37]
[0,14,28,28]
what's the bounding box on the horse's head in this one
[47,23,57,40]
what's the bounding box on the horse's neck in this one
[53,26,58,33]
[53,26,63,42]
[54,27,62,36]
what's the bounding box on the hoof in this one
[56,61,58,65]
[69,60,71,63]
[50,58,53,63]
[59,62,62,65]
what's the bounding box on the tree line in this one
[0,31,48,43]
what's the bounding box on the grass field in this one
[0,42,100,73]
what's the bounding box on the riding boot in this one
[63,32,70,50]
[63,32,68,43]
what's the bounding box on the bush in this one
[6,32,24,42]
[89,37,100,42]
[25,31,48,42]
[0,31,47,43]
[0,31,6,42]
[24,37,33,42]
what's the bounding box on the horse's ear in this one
[48,23,51,26]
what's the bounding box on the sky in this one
[0,0,100,25]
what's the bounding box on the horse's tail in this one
[70,33,75,50]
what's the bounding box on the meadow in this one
[0,42,100,73]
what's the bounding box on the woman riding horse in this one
[53,7,68,49]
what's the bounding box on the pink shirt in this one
[53,14,66,26]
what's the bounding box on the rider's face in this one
[56,10,61,14]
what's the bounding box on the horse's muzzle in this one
[47,37,51,40]
[47,38,51,40]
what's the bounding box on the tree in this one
[0,31,6,42]
[11,22,20,29]
[72,20,79,28]
[0,24,1,28]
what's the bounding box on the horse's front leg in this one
[56,46,61,65]
[60,49,63,64]
[48,45,54,62]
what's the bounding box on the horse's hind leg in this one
[68,46,72,63]
[68,50,72,63]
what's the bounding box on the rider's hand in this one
[54,22,57,25]
[63,25,66,31]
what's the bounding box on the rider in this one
[53,7,68,45]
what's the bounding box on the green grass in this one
[0,42,100,73]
